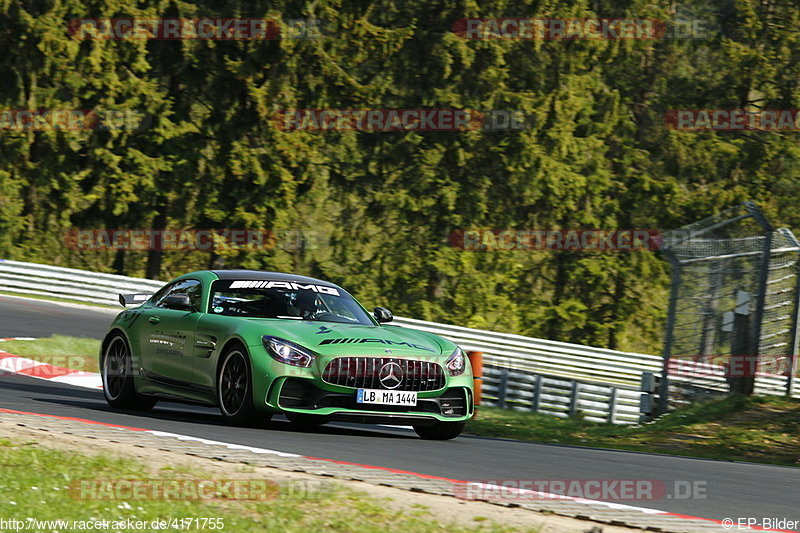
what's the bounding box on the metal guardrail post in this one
[640,371,657,422]
[531,374,541,413]
[497,368,509,408]
[608,387,618,424]
[568,381,580,417]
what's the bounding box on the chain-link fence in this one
[658,202,800,411]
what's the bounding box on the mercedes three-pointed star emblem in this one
[378,362,403,390]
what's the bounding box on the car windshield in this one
[209,279,375,325]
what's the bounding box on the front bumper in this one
[274,378,473,425]
[250,352,475,424]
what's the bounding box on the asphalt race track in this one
[1,295,799,529]
[0,295,118,338]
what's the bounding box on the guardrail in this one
[0,259,163,305]
[391,316,662,388]
[480,367,643,424]
[9,259,793,425]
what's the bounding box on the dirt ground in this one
[0,418,650,533]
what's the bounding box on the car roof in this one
[210,270,339,288]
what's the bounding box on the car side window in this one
[154,279,202,310]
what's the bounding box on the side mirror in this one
[373,307,393,323]
[163,294,195,312]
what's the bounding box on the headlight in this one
[445,346,466,376]
[262,336,315,368]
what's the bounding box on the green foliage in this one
[2,0,799,353]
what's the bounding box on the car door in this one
[138,279,202,388]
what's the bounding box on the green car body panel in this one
[101,270,474,428]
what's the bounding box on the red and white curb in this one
[0,338,102,389]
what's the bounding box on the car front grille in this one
[321,357,445,391]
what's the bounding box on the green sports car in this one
[101,270,474,440]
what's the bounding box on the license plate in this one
[357,389,417,407]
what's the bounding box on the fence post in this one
[730,291,754,395]
[658,261,681,414]
[531,374,541,413]
[751,208,774,368]
[568,381,580,417]
[497,368,509,408]
[608,387,618,424]
[786,268,800,397]
[467,351,483,406]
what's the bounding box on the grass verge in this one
[0,335,101,373]
[466,396,800,466]
[0,438,523,533]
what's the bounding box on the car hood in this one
[246,319,450,357]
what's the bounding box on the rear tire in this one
[101,334,157,411]
[218,345,261,426]
[413,421,465,440]
[286,413,330,428]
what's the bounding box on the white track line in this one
[147,430,301,458]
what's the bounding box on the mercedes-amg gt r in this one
[101,270,474,440]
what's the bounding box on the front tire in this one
[413,421,465,440]
[218,345,260,426]
[101,334,157,411]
